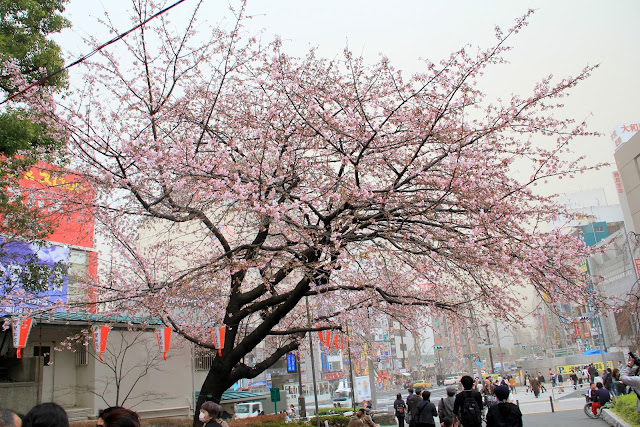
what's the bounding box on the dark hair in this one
[101,408,140,427]
[0,409,20,427]
[596,382,603,389]
[442,417,454,427]
[24,403,69,427]
[396,393,402,400]
[407,388,414,393]
[460,375,474,390]
[99,407,124,419]
[421,390,431,400]
[201,401,221,419]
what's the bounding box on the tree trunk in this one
[193,362,233,427]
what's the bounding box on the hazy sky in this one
[53,0,640,204]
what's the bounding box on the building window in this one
[636,155,640,178]
[33,346,51,365]
[75,345,88,366]
[594,226,605,233]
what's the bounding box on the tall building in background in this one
[613,123,640,234]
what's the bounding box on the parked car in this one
[234,402,263,419]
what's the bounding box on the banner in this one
[0,239,69,313]
[210,326,226,355]
[354,376,371,402]
[92,325,111,362]
[12,317,34,358]
[155,327,172,360]
[555,361,614,375]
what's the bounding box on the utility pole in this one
[484,324,494,374]
[305,297,320,427]
[346,323,357,412]
[400,331,407,371]
[296,352,306,418]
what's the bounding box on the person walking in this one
[454,376,483,427]
[414,390,438,427]
[437,386,456,424]
[405,388,416,425]
[537,372,546,393]
[408,388,423,427]
[394,393,407,427]
[529,376,540,398]
[570,370,578,390]
[486,385,522,427]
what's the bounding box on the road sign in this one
[270,387,281,402]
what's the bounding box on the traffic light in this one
[434,346,443,350]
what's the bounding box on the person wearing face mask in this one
[199,402,222,427]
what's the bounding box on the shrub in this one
[317,408,353,416]
[612,394,640,426]
[308,415,350,427]
[229,414,287,427]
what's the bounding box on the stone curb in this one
[601,409,633,427]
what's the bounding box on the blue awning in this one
[581,349,602,356]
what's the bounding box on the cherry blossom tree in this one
[21,1,605,423]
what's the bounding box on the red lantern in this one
[155,327,172,360]
[318,330,331,348]
[209,326,226,356]
[91,325,111,362]
[332,333,340,350]
[12,317,34,358]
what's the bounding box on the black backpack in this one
[461,392,482,426]
[395,401,406,415]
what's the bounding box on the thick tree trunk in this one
[192,362,232,427]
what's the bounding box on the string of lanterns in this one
[11,318,228,363]
[12,320,348,363]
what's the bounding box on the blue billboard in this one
[0,239,69,313]
[286,353,297,372]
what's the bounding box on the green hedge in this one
[612,394,640,426]
[308,415,351,427]
[316,408,353,416]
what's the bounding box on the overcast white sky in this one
[53,0,640,205]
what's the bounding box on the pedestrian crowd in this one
[388,376,522,427]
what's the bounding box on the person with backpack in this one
[485,385,522,427]
[453,376,483,427]
[394,393,407,427]
[437,386,456,424]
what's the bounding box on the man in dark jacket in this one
[486,385,522,427]
[453,376,483,427]
[407,388,423,426]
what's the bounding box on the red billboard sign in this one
[17,163,95,248]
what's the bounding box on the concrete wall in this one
[0,382,38,414]
[12,325,195,418]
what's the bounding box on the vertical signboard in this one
[286,353,297,372]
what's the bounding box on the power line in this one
[0,0,189,107]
